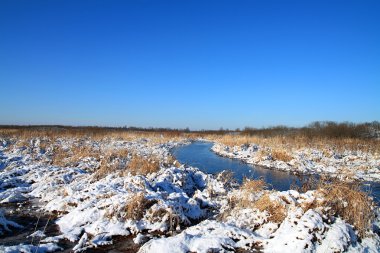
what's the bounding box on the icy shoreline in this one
[211,142,380,183]
[0,137,379,252]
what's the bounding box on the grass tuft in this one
[126,154,160,176]
[241,178,267,193]
[233,179,286,223]
[271,149,293,162]
[253,194,286,223]
[123,192,156,220]
[316,179,374,237]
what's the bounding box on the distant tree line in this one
[242,121,380,139]
[1,121,379,139]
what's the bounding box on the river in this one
[172,141,380,203]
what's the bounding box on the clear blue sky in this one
[1,0,379,130]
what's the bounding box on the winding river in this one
[172,141,380,203]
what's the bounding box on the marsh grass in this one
[93,152,161,180]
[233,179,286,223]
[147,207,181,232]
[1,128,165,179]
[105,192,157,221]
[51,146,70,166]
[126,154,160,176]
[216,171,239,190]
[209,134,380,154]
[123,192,156,220]
[0,127,192,144]
[271,149,293,162]
[253,194,286,223]
[241,178,267,194]
[232,176,374,232]
[164,154,180,167]
[316,179,374,237]
[92,156,120,181]
[92,149,130,180]
[293,176,375,237]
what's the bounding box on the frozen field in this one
[0,135,379,252]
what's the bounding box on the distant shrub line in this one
[242,121,380,139]
[0,121,379,139]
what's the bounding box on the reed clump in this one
[293,176,375,237]
[316,179,374,237]
[91,149,130,180]
[123,192,156,220]
[126,154,160,176]
[271,149,293,162]
[233,179,286,223]
[253,194,286,223]
[241,178,267,194]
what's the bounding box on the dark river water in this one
[172,141,380,203]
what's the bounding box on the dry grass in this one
[256,149,270,160]
[316,179,374,237]
[92,149,130,180]
[52,143,102,167]
[232,179,286,223]
[291,175,319,193]
[92,157,120,180]
[0,127,164,179]
[1,123,378,153]
[123,192,156,220]
[91,151,160,180]
[0,127,193,144]
[271,149,293,162]
[105,192,156,221]
[51,146,70,166]
[208,134,380,154]
[216,171,238,189]
[164,154,181,167]
[147,207,181,232]
[253,194,286,223]
[293,176,375,237]
[70,145,100,161]
[126,154,160,176]
[241,178,267,194]
[232,178,267,208]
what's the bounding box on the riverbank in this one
[211,139,380,182]
[1,135,380,252]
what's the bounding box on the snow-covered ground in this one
[212,142,380,182]
[0,136,379,252]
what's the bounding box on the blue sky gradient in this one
[1,0,379,129]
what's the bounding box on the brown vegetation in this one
[271,149,293,162]
[123,192,156,220]
[253,194,286,223]
[316,179,374,237]
[147,207,181,232]
[0,126,193,144]
[233,179,286,223]
[205,121,380,154]
[242,121,380,139]
[293,176,375,237]
[92,157,120,181]
[126,154,160,176]
[2,121,378,153]
[52,144,101,167]
[210,134,380,153]
[92,149,130,180]
[241,178,267,194]
[164,154,180,167]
